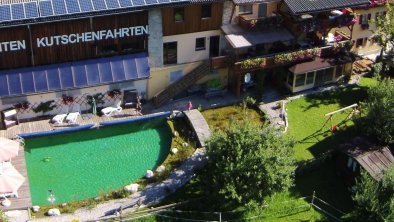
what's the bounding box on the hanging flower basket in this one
[62,96,74,105]
[14,101,30,111]
[108,89,122,98]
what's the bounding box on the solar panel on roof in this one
[39,1,54,17]
[92,0,107,10]
[105,0,120,8]
[11,4,25,20]
[145,0,157,4]
[131,0,145,6]
[53,0,67,15]
[0,5,12,21]
[78,0,94,12]
[24,2,39,18]
[118,0,132,7]
[157,0,170,3]
[65,0,81,13]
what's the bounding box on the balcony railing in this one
[234,40,353,72]
[238,14,283,31]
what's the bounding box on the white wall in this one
[0,79,148,119]
[163,30,222,64]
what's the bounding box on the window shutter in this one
[359,15,363,24]
[368,13,371,20]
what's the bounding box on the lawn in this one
[287,77,377,162]
[131,79,378,221]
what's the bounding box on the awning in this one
[289,57,337,74]
[284,0,370,15]
[0,53,150,97]
[222,24,295,49]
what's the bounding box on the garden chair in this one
[65,104,80,123]
[51,105,69,124]
[101,100,123,116]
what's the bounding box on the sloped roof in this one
[284,0,370,15]
[339,137,394,181]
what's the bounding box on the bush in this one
[204,120,295,207]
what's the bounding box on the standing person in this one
[187,101,193,111]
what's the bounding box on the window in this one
[336,65,343,78]
[306,72,314,85]
[356,38,363,47]
[239,5,252,14]
[195,37,206,51]
[295,74,306,87]
[174,8,184,22]
[324,67,335,82]
[170,70,183,83]
[163,42,177,65]
[201,4,211,19]
[287,72,294,86]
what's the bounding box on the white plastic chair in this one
[65,104,80,123]
[51,105,69,124]
[101,100,123,116]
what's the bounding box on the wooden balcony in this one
[238,14,283,31]
[234,40,353,72]
[210,56,228,70]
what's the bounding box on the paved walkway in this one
[183,110,211,147]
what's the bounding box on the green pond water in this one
[24,118,171,205]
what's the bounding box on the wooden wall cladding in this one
[0,26,31,69]
[0,11,149,69]
[30,19,93,65]
[162,3,223,36]
[92,12,148,50]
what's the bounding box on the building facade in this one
[0,0,386,121]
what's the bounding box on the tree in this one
[353,165,394,221]
[204,120,295,206]
[371,3,394,73]
[359,78,394,144]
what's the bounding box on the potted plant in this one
[14,101,30,111]
[107,89,121,98]
[62,95,74,105]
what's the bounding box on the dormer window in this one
[174,8,185,22]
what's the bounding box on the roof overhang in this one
[284,0,370,15]
[232,0,280,5]
[0,53,150,97]
[222,24,295,49]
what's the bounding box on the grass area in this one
[130,79,379,221]
[287,77,377,162]
[201,104,265,130]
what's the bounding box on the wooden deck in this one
[183,109,211,147]
[0,108,141,211]
[0,145,32,211]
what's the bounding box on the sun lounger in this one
[51,105,69,124]
[102,100,122,116]
[65,104,80,123]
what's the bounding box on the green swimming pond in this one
[24,118,172,205]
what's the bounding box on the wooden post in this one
[311,191,316,209]
[329,115,333,132]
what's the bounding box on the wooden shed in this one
[336,137,394,185]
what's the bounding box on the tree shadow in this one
[301,84,370,112]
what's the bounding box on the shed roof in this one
[339,137,394,181]
[284,0,370,15]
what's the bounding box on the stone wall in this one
[148,9,164,68]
